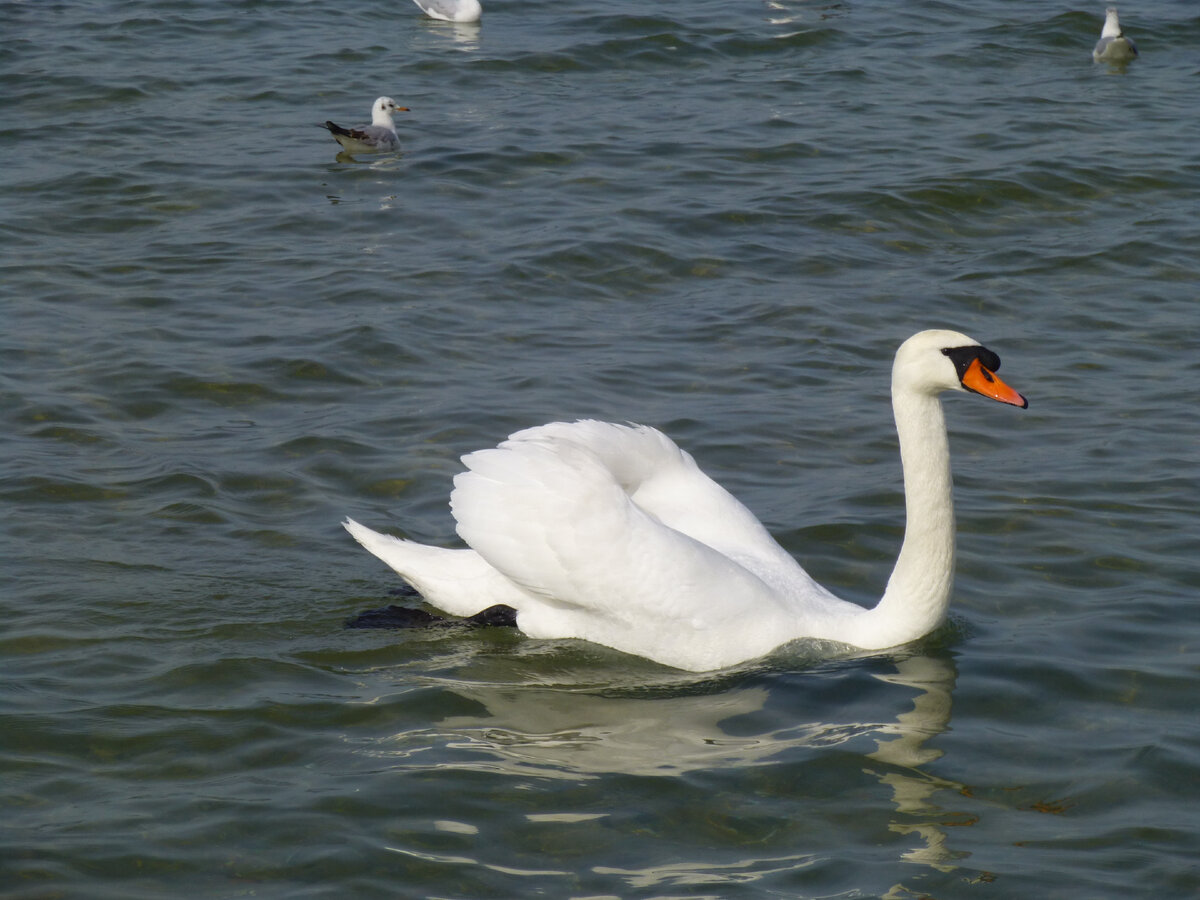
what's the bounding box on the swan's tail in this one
[343,517,412,568]
[342,517,527,617]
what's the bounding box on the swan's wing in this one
[450,428,802,668]
[505,421,822,589]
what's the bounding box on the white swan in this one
[344,330,1028,671]
[1093,7,1137,63]
[323,96,408,154]
[412,0,482,23]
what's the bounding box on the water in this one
[3,0,1199,896]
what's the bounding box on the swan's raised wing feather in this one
[503,422,805,574]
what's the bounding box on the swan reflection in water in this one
[374,647,969,878]
[865,654,968,873]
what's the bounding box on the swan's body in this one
[412,0,482,23]
[344,330,1027,671]
[1093,7,1137,63]
[323,96,408,154]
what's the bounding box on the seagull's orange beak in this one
[961,357,1028,408]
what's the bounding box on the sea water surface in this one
[3,0,1199,897]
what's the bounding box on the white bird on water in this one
[412,0,482,23]
[343,330,1029,672]
[1093,7,1137,63]
[323,97,408,154]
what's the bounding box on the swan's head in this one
[893,329,1028,408]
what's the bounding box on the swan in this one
[323,97,408,154]
[344,330,1028,671]
[1093,7,1137,63]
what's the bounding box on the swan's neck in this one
[863,388,956,647]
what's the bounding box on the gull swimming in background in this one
[412,0,482,23]
[1093,7,1137,63]
[323,97,408,154]
[343,330,1028,672]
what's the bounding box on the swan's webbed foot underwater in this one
[345,601,518,630]
[464,604,521,627]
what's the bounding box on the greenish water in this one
[3,1,1199,897]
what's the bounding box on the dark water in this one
[3,0,1199,897]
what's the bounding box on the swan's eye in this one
[942,345,1001,381]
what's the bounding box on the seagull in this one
[412,0,482,23]
[323,97,408,154]
[1093,7,1138,63]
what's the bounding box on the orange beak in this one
[961,358,1028,408]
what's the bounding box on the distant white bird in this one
[323,97,408,154]
[412,0,482,23]
[1093,7,1137,63]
